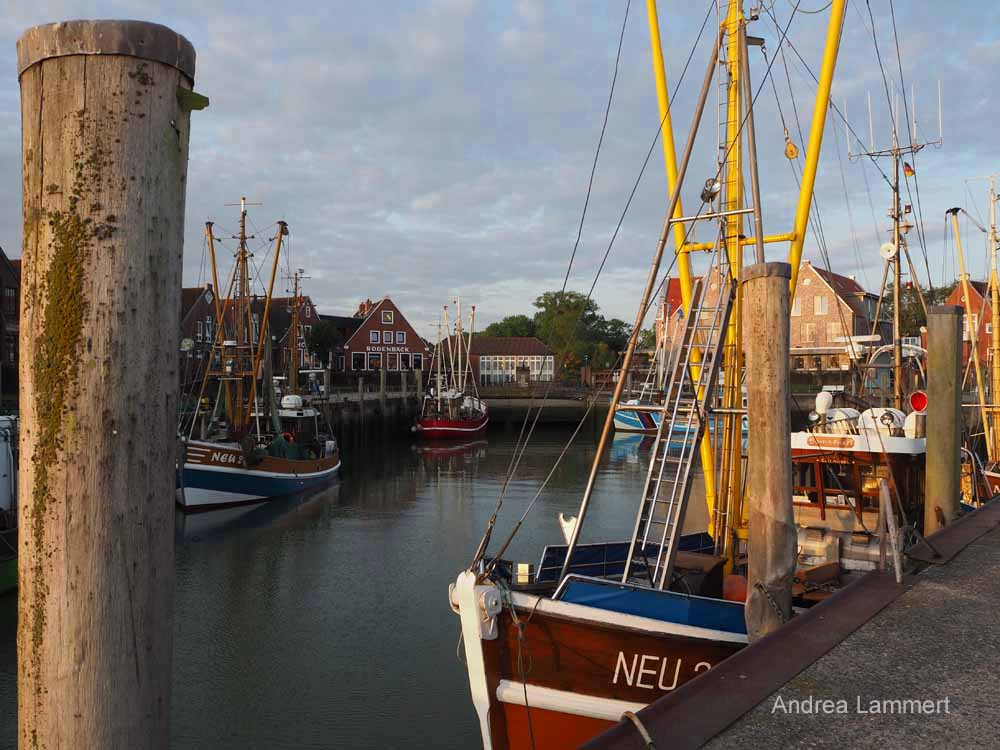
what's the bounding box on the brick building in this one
[252,295,323,371]
[654,260,888,373]
[339,297,431,374]
[942,279,993,366]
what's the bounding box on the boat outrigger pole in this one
[949,206,995,461]
[559,30,721,583]
[244,219,288,428]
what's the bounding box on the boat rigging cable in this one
[761,10,871,388]
[561,0,632,292]
[863,0,932,289]
[476,0,812,570]
[484,0,634,531]
[471,0,719,570]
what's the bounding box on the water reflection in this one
[0,425,708,750]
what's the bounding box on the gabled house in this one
[178,283,219,391]
[251,295,323,372]
[943,278,993,366]
[339,297,431,373]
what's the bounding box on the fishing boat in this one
[414,300,489,439]
[447,3,924,746]
[177,199,340,511]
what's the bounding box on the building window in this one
[803,323,816,342]
[794,357,805,370]
[382,330,393,344]
[827,321,844,342]
[196,321,203,342]
[381,310,394,324]
[400,353,411,370]
[395,331,406,345]
[813,356,823,370]
[367,352,382,370]
[304,303,311,318]
[352,352,365,371]
[791,299,801,317]
[369,331,380,344]
[2,287,15,315]
[814,296,828,315]
[412,354,423,370]
[387,352,399,370]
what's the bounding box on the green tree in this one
[532,291,599,370]
[530,291,634,372]
[882,281,957,337]
[594,317,631,353]
[637,328,656,349]
[483,314,536,338]
[305,319,343,366]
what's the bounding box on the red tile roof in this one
[462,336,553,356]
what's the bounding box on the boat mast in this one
[436,318,443,411]
[456,296,464,394]
[990,177,1000,460]
[468,305,478,397]
[288,270,302,396]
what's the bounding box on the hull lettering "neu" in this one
[613,651,713,691]
[210,451,240,464]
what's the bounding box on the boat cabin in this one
[790,395,926,570]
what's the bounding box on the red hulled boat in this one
[414,298,489,439]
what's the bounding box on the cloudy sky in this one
[2,1,999,338]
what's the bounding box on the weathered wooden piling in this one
[17,20,198,749]
[742,262,795,640]
[925,305,963,534]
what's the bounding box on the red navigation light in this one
[909,390,928,413]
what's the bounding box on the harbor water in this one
[0,425,708,749]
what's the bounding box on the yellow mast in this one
[716,0,745,549]
[951,208,995,462]
[646,0,719,524]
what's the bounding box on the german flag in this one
[903,162,915,177]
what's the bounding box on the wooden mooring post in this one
[16,20,199,749]
[925,305,963,535]
[742,262,795,641]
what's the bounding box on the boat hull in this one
[452,573,745,750]
[178,440,340,511]
[414,412,489,439]
[983,468,1000,497]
